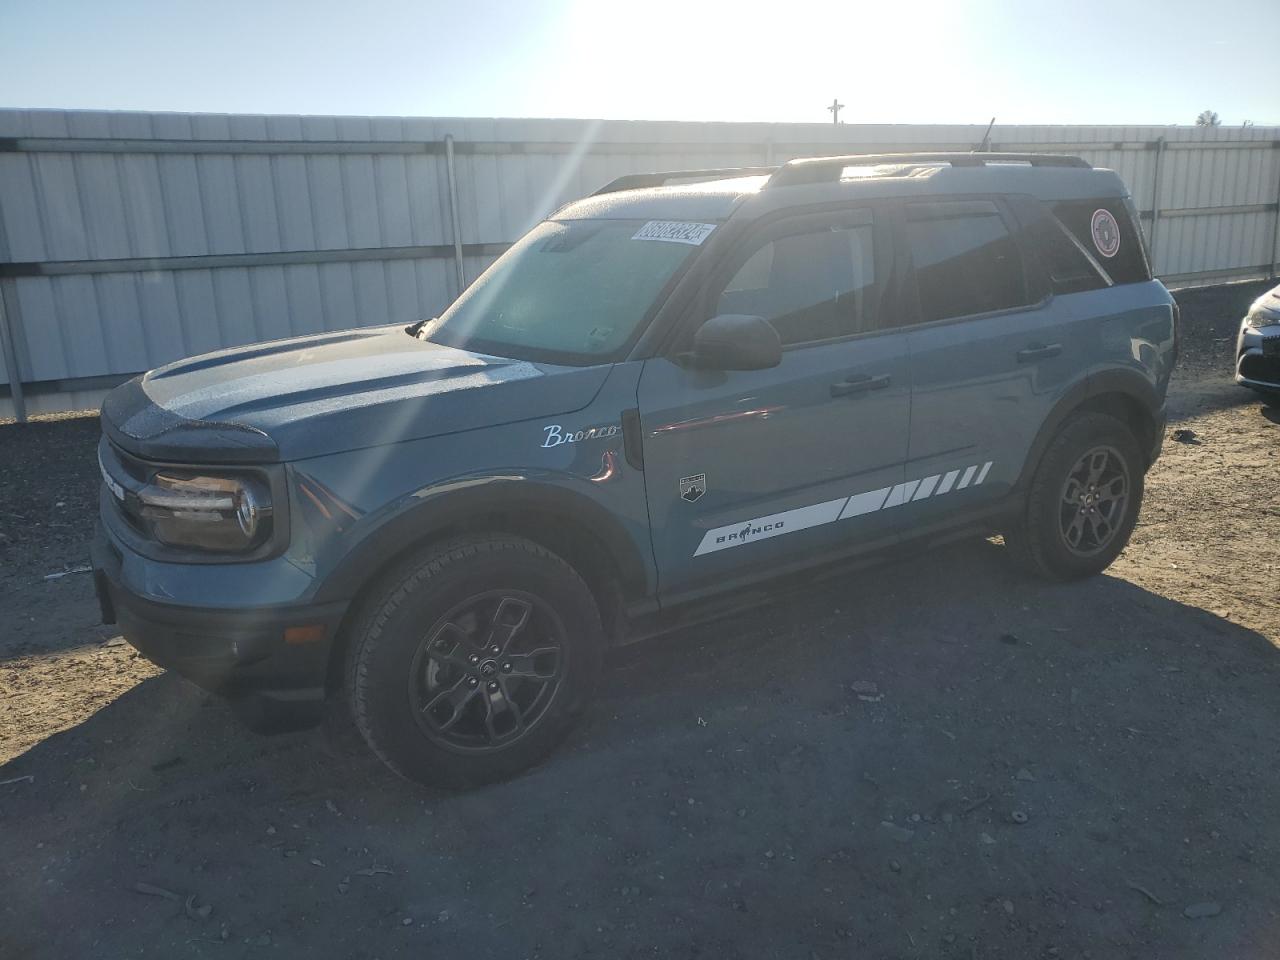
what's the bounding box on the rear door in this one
[636,204,912,599]
[894,198,1081,527]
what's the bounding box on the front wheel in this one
[1005,413,1145,581]
[346,536,603,788]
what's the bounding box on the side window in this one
[906,202,1030,323]
[1051,198,1152,285]
[1008,195,1109,296]
[716,219,878,345]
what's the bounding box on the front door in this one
[636,205,912,599]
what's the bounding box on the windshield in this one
[421,218,709,363]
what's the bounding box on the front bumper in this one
[1236,322,1280,391]
[92,528,348,731]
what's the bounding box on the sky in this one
[1,0,1277,127]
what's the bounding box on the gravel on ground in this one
[1,280,1277,959]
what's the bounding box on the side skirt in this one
[619,501,1015,645]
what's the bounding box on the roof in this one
[557,176,768,221]
[556,154,1128,222]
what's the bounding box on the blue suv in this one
[93,153,1177,786]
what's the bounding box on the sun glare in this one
[555,0,968,122]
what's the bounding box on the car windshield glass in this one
[420,219,705,363]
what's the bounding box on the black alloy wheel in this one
[1004,412,1145,581]
[409,592,566,752]
[1058,445,1130,557]
[347,536,602,788]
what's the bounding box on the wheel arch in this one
[316,479,652,691]
[1019,370,1164,493]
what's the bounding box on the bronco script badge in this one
[541,423,620,448]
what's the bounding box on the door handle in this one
[1016,343,1063,363]
[830,373,891,397]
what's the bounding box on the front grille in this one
[1239,353,1280,386]
[99,440,151,535]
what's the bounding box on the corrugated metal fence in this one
[1,109,1278,420]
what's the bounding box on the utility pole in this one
[827,98,844,124]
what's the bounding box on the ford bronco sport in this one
[93,153,1177,787]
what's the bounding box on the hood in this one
[101,325,612,463]
[1249,284,1280,322]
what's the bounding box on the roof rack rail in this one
[593,166,777,196]
[767,152,1090,188]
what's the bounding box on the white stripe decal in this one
[840,486,891,519]
[913,474,941,500]
[881,484,909,509]
[692,460,995,556]
[694,498,846,556]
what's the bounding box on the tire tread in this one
[1006,412,1144,581]
[345,536,596,786]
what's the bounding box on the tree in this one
[1195,110,1221,127]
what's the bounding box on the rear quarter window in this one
[1007,195,1110,296]
[1052,198,1151,285]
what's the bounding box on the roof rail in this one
[592,166,777,196]
[767,152,1091,188]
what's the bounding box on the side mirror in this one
[690,314,782,371]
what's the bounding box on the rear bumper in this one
[92,528,348,731]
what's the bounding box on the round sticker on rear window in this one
[1090,208,1121,258]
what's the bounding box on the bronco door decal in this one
[693,461,993,556]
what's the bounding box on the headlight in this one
[138,473,272,552]
[1244,309,1280,329]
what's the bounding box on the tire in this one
[1005,413,1145,581]
[346,536,603,788]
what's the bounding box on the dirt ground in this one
[1,281,1277,959]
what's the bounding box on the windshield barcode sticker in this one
[632,221,717,245]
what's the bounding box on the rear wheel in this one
[1005,413,1145,581]
[346,536,603,788]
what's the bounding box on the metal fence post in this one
[444,134,466,296]
[1148,137,1166,269]
[0,285,25,423]
[1270,144,1280,280]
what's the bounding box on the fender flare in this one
[312,475,654,605]
[1017,369,1163,491]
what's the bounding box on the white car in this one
[1236,283,1280,395]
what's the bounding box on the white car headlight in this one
[1244,309,1280,329]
